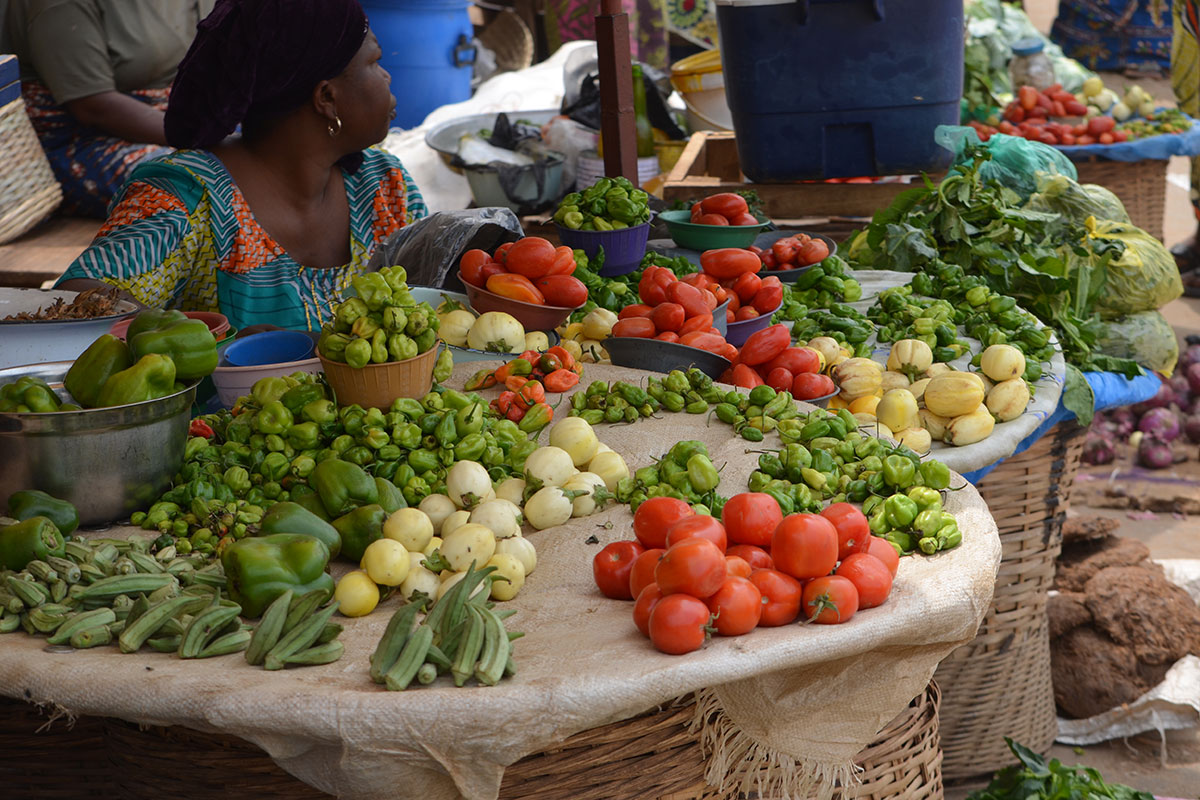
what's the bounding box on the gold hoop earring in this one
[327,116,342,137]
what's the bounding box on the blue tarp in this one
[960,370,1162,483]
[1057,118,1200,162]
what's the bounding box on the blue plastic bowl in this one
[724,300,782,347]
[556,222,651,276]
[222,330,315,368]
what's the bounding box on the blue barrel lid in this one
[1012,37,1045,57]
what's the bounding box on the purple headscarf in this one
[165,0,368,150]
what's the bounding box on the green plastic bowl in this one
[659,209,770,250]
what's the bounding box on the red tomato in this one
[768,347,821,376]
[835,553,893,609]
[655,331,680,343]
[772,238,799,266]
[761,251,778,270]
[747,245,763,256]
[728,544,773,571]
[700,192,750,219]
[487,273,545,305]
[731,213,760,226]
[730,363,764,388]
[766,367,793,392]
[651,302,686,333]
[1112,129,1129,143]
[752,281,783,314]
[679,312,715,335]
[1050,100,1066,118]
[534,275,588,308]
[618,304,655,320]
[1018,85,1037,110]
[1087,115,1115,135]
[504,237,558,279]
[593,540,646,600]
[632,583,664,637]
[494,241,515,262]
[678,332,727,354]
[802,575,859,624]
[705,576,763,636]
[725,555,753,578]
[732,272,763,304]
[459,249,492,286]
[796,239,830,266]
[633,497,694,549]
[665,515,728,552]
[695,213,730,226]
[726,308,736,323]
[867,537,901,577]
[792,372,835,401]
[666,281,710,318]
[629,548,666,599]
[655,538,727,599]
[748,568,802,627]
[1098,132,1114,144]
[701,248,761,280]
[612,318,657,338]
[546,245,577,276]
[739,324,790,366]
[648,594,712,655]
[722,493,783,548]
[820,503,871,561]
[772,513,839,581]
[734,306,760,322]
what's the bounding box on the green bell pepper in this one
[0,376,61,412]
[255,401,294,435]
[251,377,290,407]
[287,421,320,450]
[352,272,393,311]
[257,501,342,559]
[259,452,290,482]
[884,494,919,529]
[280,382,324,414]
[331,503,385,562]
[374,477,406,514]
[918,460,951,491]
[882,454,917,489]
[312,458,379,517]
[125,309,188,342]
[687,454,720,493]
[221,533,335,618]
[7,490,79,536]
[345,338,372,369]
[906,486,942,514]
[433,348,453,383]
[95,353,176,407]
[64,333,132,408]
[0,516,66,570]
[129,318,217,381]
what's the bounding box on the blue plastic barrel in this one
[360,0,476,129]
[714,0,964,180]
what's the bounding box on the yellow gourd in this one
[834,358,883,400]
[924,373,985,418]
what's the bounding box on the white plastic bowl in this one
[210,333,322,408]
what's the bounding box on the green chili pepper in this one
[884,494,919,529]
[918,460,950,491]
[883,455,916,489]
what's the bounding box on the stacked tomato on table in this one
[610,265,740,361]
[967,83,1130,146]
[593,494,900,654]
[716,323,837,402]
[688,192,760,226]
[459,237,589,307]
[749,234,830,273]
[699,248,784,323]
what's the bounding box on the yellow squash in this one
[886,339,933,378]
[834,357,883,400]
[980,344,1026,382]
[986,378,1031,422]
[924,373,985,418]
[944,405,996,446]
[876,388,919,432]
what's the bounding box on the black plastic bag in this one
[562,67,685,141]
[366,209,524,291]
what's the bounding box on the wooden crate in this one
[661,132,932,221]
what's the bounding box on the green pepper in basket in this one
[352,272,393,311]
[335,297,369,331]
[221,533,334,618]
[64,334,132,408]
[344,337,371,369]
[257,501,342,559]
[0,376,61,413]
[0,516,66,570]
[129,318,217,381]
[319,331,351,362]
[95,353,176,407]
[387,333,418,362]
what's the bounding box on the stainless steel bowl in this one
[0,362,196,526]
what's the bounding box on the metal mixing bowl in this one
[0,362,196,526]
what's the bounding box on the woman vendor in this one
[55,0,427,332]
[6,0,217,217]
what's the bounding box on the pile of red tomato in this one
[967,84,1129,146]
[459,237,589,308]
[612,265,740,360]
[592,494,901,655]
[718,323,837,401]
[698,248,784,322]
[688,192,759,226]
[749,234,830,272]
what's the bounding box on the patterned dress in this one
[1051,0,1172,75]
[56,148,427,332]
[1174,0,1200,220]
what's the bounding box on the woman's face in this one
[333,30,396,148]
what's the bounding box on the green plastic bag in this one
[1096,310,1179,376]
[1024,174,1130,225]
[1085,217,1183,318]
[935,125,1076,198]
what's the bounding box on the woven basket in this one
[936,421,1087,781]
[479,9,534,73]
[0,97,62,245]
[0,695,110,798]
[1072,157,1166,241]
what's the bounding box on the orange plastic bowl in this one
[110,310,231,341]
[459,272,581,331]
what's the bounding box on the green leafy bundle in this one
[967,739,1154,800]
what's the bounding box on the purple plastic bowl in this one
[556,222,651,276]
[724,301,783,347]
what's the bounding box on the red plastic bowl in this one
[110,310,231,341]
[459,272,581,331]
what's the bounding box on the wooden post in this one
[594,0,638,185]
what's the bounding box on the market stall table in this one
[0,362,1002,800]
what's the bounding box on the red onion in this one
[1184,414,1200,444]
[1169,373,1192,408]
[1137,435,1174,469]
[1133,381,1175,416]
[1186,362,1200,397]
[1181,344,1200,372]
[1082,431,1116,465]
[1138,407,1181,442]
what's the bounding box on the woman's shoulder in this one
[352,147,411,184]
[125,149,231,210]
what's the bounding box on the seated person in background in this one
[6,0,216,217]
[55,0,427,333]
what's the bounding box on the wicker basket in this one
[0,97,62,245]
[0,695,110,798]
[478,9,534,73]
[1072,157,1166,241]
[935,421,1087,781]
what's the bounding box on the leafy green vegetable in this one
[967,738,1154,800]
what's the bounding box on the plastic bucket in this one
[556,222,651,277]
[361,0,475,129]
[713,0,963,180]
[319,345,440,409]
[670,50,733,132]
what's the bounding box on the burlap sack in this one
[0,363,1001,800]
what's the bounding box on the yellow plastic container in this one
[669,50,732,131]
